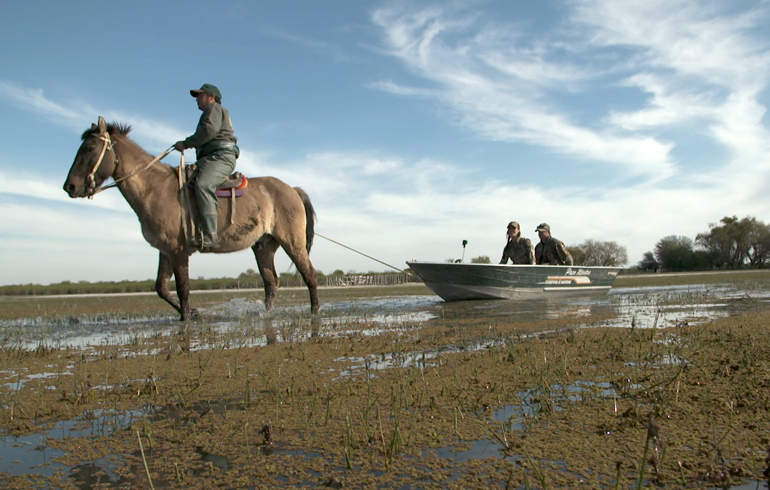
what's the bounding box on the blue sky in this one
[2,0,770,285]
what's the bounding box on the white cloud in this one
[0,79,187,149]
[572,0,770,86]
[370,3,679,179]
[608,73,718,129]
[565,0,770,194]
[0,81,93,127]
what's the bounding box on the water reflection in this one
[0,408,147,477]
[433,282,770,330]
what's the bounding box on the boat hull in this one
[406,261,621,302]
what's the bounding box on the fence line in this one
[324,273,417,287]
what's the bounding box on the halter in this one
[85,131,116,199]
[84,130,174,199]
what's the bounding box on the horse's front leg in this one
[155,252,183,316]
[172,255,192,321]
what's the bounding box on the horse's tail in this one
[294,187,316,253]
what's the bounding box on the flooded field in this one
[0,273,769,489]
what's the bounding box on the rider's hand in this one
[174,141,186,152]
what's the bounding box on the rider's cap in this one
[190,83,222,101]
[507,221,520,229]
[535,223,551,232]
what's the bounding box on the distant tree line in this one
[638,216,770,272]
[0,269,415,296]
[569,240,628,267]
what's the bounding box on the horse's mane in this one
[81,122,132,140]
[80,121,164,168]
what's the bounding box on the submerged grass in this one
[0,282,769,488]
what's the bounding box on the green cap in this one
[507,221,520,229]
[190,83,222,101]
[535,223,550,232]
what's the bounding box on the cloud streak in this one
[370,4,679,180]
[0,79,187,150]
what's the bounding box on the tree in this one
[239,268,258,278]
[654,236,696,271]
[470,255,491,264]
[569,240,628,267]
[747,220,770,268]
[695,216,754,269]
[694,216,770,269]
[637,251,659,272]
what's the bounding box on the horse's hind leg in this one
[252,238,280,312]
[155,252,183,317]
[281,243,320,314]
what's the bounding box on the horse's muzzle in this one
[64,182,87,198]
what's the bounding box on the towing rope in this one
[315,233,413,275]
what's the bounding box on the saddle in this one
[185,166,249,197]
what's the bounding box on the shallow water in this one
[2,282,769,353]
[0,408,147,479]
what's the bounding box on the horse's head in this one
[63,117,119,198]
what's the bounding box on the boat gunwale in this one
[406,261,623,270]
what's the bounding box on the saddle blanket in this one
[188,176,249,197]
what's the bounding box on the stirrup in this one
[202,234,221,250]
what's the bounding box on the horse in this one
[63,117,319,320]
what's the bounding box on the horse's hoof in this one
[180,309,199,322]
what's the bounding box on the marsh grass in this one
[615,269,770,289]
[0,286,769,488]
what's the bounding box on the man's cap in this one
[507,221,520,229]
[535,223,551,232]
[190,83,222,100]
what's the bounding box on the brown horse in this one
[63,117,319,320]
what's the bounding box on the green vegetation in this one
[643,215,770,272]
[469,255,491,263]
[615,268,770,288]
[569,239,628,266]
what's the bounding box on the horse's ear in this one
[91,123,98,130]
[97,117,107,133]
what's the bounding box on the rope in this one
[90,145,175,196]
[177,153,198,251]
[315,233,413,275]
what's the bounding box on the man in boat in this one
[534,223,574,265]
[174,83,239,250]
[499,221,535,264]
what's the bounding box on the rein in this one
[86,131,174,199]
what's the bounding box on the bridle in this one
[84,130,174,199]
[84,131,117,198]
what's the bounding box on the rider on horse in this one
[174,83,239,250]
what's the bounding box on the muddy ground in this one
[0,279,769,489]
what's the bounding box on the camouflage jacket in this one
[500,236,535,265]
[183,103,238,160]
[535,236,574,265]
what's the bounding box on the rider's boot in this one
[201,214,221,250]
